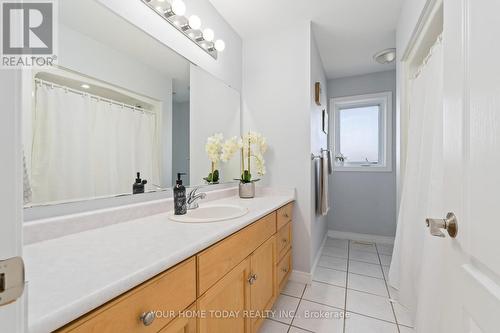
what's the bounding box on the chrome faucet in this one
[187,186,207,210]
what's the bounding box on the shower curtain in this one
[389,37,447,332]
[30,83,160,204]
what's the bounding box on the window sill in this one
[334,165,392,173]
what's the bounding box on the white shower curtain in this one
[30,83,160,204]
[389,37,447,333]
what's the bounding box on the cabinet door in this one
[197,258,251,333]
[158,305,196,333]
[250,236,276,333]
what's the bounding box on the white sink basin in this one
[169,204,249,223]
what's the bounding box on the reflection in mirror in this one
[22,0,240,208]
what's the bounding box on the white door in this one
[0,70,25,332]
[436,0,500,331]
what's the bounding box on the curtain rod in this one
[34,78,156,115]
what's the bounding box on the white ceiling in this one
[208,0,402,79]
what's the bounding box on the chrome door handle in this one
[425,212,458,238]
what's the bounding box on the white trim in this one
[330,92,393,172]
[289,270,312,285]
[327,230,395,245]
[311,233,328,275]
[0,69,25,330]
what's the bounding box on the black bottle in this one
[133,172,148,194]
[173,173,187,215]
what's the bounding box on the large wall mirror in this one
[23,0,241,210]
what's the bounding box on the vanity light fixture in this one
[141,0,224,59]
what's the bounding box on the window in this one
[331,92,392,171]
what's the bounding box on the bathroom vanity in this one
[24,189,294,333]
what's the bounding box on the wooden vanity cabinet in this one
[249,235,277,332]
[197,258,252,333]
[56,203,293,333]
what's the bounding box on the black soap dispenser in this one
[173,173,187,215]
[133,172,148,194]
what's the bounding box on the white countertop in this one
[24,189,294,333]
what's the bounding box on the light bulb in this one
[385,52,396,62]
[171,0,186,16]
[188,15,201,30]
[202,28,214,42]
[81,84,90,89]
[214,39,225,52]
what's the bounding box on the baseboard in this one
[289,270,312,285]
[327,230,395,245]
[311,233,328,275]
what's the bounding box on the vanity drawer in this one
[277,249,292,291]
[58,258,196,333]
[276,203,293,230]
[276,222,292,262]
[197,212,277,296]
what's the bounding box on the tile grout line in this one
[311,278,390,298]
[343,240,351,333]
[375,243,401,333]
[317,264,385,280]
[321,252,380,265]
[287,281,307,332]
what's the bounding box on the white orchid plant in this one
[204,133,224,183]
[205,131,268,184]
[237,131,267,183]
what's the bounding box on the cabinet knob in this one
[140,311,155,326]
[248,273,257,285]
[281,267,288,273]
[281,238,288,244]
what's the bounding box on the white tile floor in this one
[260,237,415,333]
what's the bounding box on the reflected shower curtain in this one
[389,37,447,333]
[30,84,160,204]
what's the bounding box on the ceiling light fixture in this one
[81,84,90,89]
[374,48,396,64]
[141,0,224,59]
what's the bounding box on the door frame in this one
[0,68,26,331]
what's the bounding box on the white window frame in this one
[330,91,392,172]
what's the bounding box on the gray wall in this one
[310,32,329,264]
[172,101,190,185]
[327,70,397,237]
